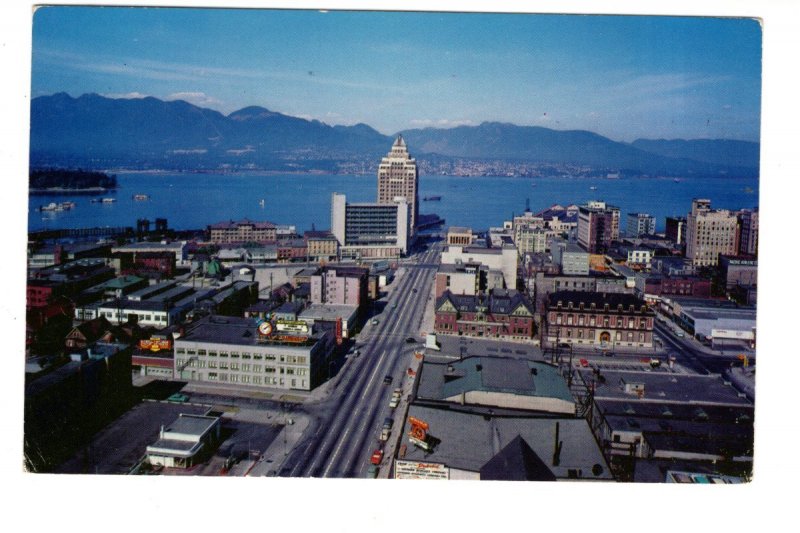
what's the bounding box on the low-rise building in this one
[532,272,631,314]
[446,226,474,246]
[576,367,753,480]
[543,291,654,349]
[434,289,535,341]
[208,219,277,244]
[304,231,338,262]
[245,245,278,264]
[626,213,656,237]
[24,341,133,472]
[298,303,359,339]
[719,255,758,290]
[634,273,711,302]
[112,240,189,267]
[434,262,503,299]
[440,244,518,290]
[277,238,307,262]
[395,405,612,481]
[146,414,222,469]
[552,241,590,275]
[27,258,116,309]
[415,356,576,415]
[173,315,335,391]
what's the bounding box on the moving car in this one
[383,375,393,385]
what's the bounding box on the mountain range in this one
[29,92,759,177]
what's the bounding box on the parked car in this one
[405,337,416,344]
[372,319,379,325]
[366,465,379,478]
[370,449,384,465]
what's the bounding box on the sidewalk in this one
[245,412,311,477]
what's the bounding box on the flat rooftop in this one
[299,303,359,321]
[165,413,219,438]
[577,369,751,406]
[178,315,321,348]
[682,308,757,321]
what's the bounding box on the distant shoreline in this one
[29,187,114,195]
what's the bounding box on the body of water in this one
[28,173,760,234]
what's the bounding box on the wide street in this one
[277,240,441,478]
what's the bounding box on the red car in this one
[370,449,384,465]
[579,358,589,367]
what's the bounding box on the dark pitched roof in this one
[70,316,113,342]
[436,289,534,316]
[547,290,650,312]
[479,435,557,481]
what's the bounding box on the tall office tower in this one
[738,208,759,256]
[577,200,620,253]
[685,199,739,267]
[377,135,419,235]
[331,192,410,260]
[626,212,656,237]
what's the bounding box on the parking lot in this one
[56,401,209,474]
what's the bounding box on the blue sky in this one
[31,7,762,142]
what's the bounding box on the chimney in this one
[552,422,563,466]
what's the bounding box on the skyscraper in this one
[377,135,419,235]
[686,199,739,267]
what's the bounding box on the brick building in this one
[310,265,369,308]
[131,251,176,278]
[304,231,338,262]
[577,201,620,254]
[543,291,654,349]
[208,219,277,244]
[434,289,535,341]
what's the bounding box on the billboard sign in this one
[394,460,448,480]
[276,320,309,335]
[711,328,755,340]
[139,337,172,352]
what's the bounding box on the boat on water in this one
[259,199,265,207]
[423,195,442,201]
[589,186,597,191]
[673,178,681,183]
[38,201,75,212]
[744,187,754,194]
[101,197,116,203]
[133,194,150,201]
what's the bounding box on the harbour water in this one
[28,172,760,234]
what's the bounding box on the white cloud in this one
[166,91,223,108]
[409,118,475,128]
[101,91,149,100]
